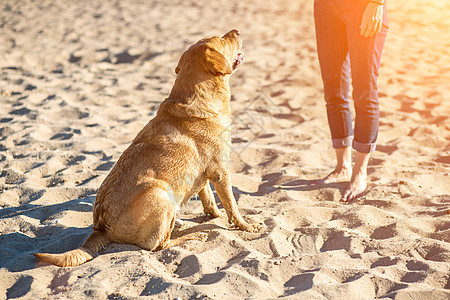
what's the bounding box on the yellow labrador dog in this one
[34,30,259,267]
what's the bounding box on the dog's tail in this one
[34,230,110,267]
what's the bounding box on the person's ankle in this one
[338,163,352,174]
[351,168,367,181]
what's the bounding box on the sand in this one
[0,0,449,299]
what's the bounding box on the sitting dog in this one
[34,29,258,267]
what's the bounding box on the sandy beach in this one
[0,0,449,298]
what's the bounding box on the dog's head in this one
[175,29,244,77]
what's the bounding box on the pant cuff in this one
[332,136,353,149]
[353,140,376,153]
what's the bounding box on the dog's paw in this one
[238,222,262,233]
[204,208,222,219]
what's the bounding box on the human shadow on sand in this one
[233,171,350,199]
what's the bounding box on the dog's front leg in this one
[211,172,259,233]
[198,181,222,218]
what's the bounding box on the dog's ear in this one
[204,45,232,76]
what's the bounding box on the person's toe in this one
[341,187,364,202]
[340,188,351,202]
[348,191,357,202]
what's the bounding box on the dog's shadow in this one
[0,227,92,272]
[0,195,226,272]
[0,196,98,272]
[0,177,356,272]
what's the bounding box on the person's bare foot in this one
[311,164,352,186]
[340,172,367,202]
[311,147,352,185]
[319,166,352,184]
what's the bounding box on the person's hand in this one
[360,2,384,38]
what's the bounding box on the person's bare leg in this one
[341,150,370,202]
[316,147,352,184]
